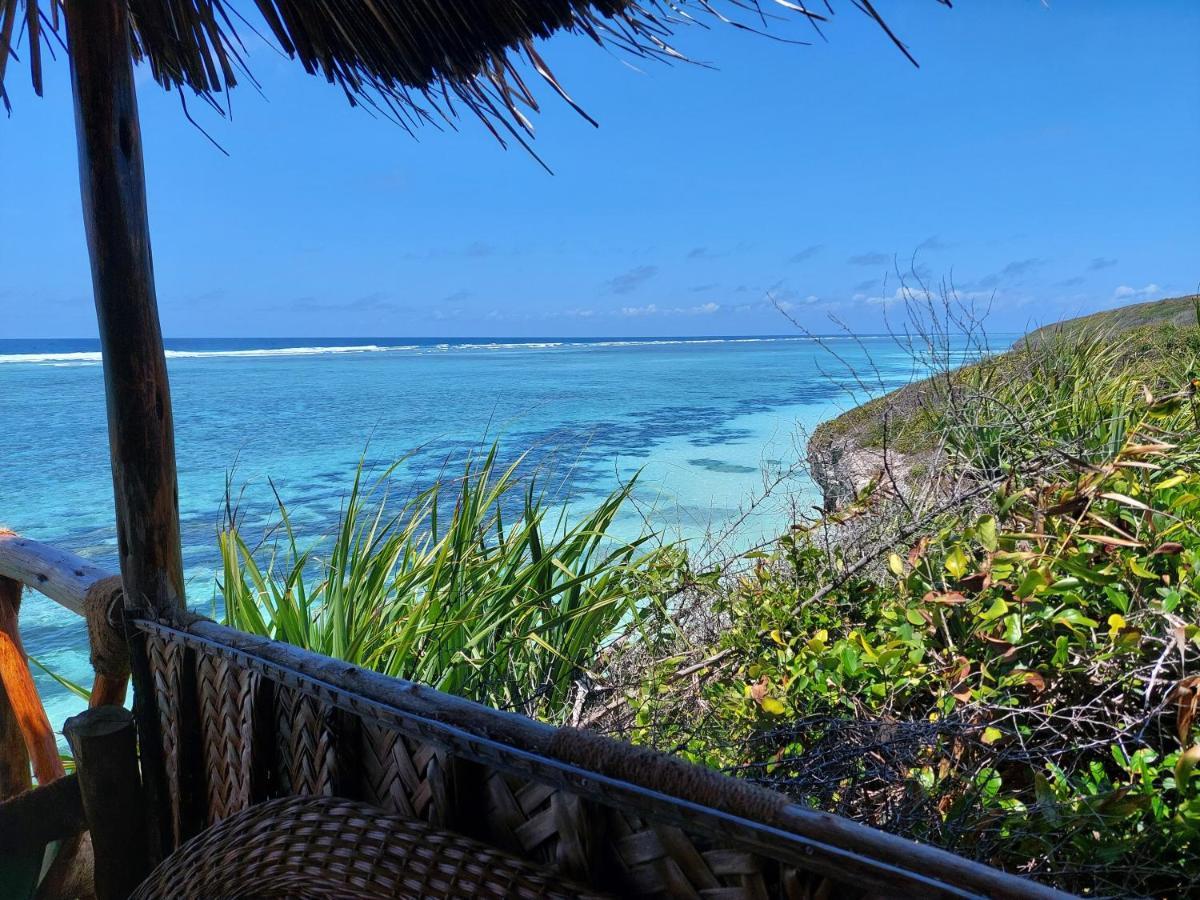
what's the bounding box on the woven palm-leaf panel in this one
[478,769,609,885]
[360,719,455,827]
[604,810,836,900]
[477,767,822,900]
[196,652,259,822]
[146,631,186,845]
[274,684,341,797]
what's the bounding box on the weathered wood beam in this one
[0,774,86,855]
[0,625,32,800]
[65,0,180,862]
[0,533,131,709]
[88,673,128,709]
[0,530,109,616]
[64,0,185,618]
[0,576,66,787]
[65,706,148,900]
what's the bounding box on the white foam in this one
[0,345,418,365]
[0,335,890,366]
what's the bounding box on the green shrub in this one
[634,329,1200,895]
[220,445,681,722]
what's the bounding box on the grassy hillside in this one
[1020,293,1199,347]
[809,295,1200,507]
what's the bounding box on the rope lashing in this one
[83,576,129,679]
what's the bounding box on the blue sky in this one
[1,1,1197,338]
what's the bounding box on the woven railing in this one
[0,532,1071,899]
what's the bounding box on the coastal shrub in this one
[629,328,1200,896]
[220,445,683,723]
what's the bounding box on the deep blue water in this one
[0,334,991,724]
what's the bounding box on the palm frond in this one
[1,0,950,138]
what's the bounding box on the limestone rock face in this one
[808,436,913,511]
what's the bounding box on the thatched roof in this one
[1,1,946,144]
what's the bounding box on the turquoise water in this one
[0,334,974,726]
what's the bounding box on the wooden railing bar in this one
[0,531,109,617]
[0,530,1067,898]
[154,617,1069,900]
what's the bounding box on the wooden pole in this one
[65,0,183,862]
[0,576,66,786]
[65,706,148,900]
[0,643,31,800]
[65,1,184,618]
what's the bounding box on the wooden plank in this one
[64,0,184,619]
[65,0,181,864]
[65,706,149,900]
[0,576,66,786]
[0,531,107,616]
[0,617,31,800]
[0,774,85,854]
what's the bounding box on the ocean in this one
[0,334,982,725]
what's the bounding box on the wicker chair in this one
[132,796,607,899]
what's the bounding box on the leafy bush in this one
[632,326,1200,896]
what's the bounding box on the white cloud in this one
[775,295,821,312]
[1113,283,1162,301]
[855,287,933,308]
[620,302,722,317]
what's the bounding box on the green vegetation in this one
[630,320,1200,896]
[219,446,682,722]
[1020,293,1200,346]
[216,300,1200,895]
[810,294,1200,465]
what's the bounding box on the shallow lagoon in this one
[1,334,980,724]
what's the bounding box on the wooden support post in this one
[88,673,129,709]
[65,0,185,616]
[65,706,148,900]
[0,576,66,787]
[65,0,185,861]
[0,645,31,800]
[0,563,31,799]
[0,773,85,855]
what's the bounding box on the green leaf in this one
[1015,567,1049,598]
[1130,558,1158,580]
[944,545,970,579]
[888,553,905,576]
[760,697,787,715]
[976,515,999,552]
[1052,635,1070,666]
[840,645,860,676]
[977,597,1010,623]
[1053,608,1099,631]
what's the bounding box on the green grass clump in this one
[220,445,679,722]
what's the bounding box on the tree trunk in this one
[65,0,183,862]
[64,0,185,618]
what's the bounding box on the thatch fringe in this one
[1,1,949,142]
